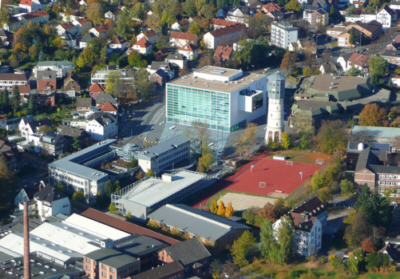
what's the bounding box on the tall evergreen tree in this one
[12,85,20,100]
[2,89,9,106]
[0,91,3,106]
[28,95,36,114]
[349,27,355,46]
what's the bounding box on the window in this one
[86,265,90,271]
[110,268,115,273]
[110,276,114,279]
[102,264,106,269]
[102,272,106,277]
[86,258,90,263]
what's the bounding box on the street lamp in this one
[251,165,255,172]
[299,172,303,180]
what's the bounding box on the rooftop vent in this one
[329,86,336,89]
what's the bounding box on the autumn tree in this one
[316,187,332,203]
[0,7,10,25]
[134,69,155,100]
[217,200,226,216]
[210,199,218,214]
[86,3,103,25]
[128,50,147,68]
[344,208,372,247]
[280,131,290,149]
[109,202,117,212]
[230,231,256,267]
[281,51,297,73]
[362,238,376,253]
[303,66,312,76]
[72,191,85,202]
[145,169,154,177]
[225,202,234,217]
[105,70,123,96]
[359,103,388,127]
[188,24,201,35]
[316,120,348,154]
[258,203,275,221]
[285,0,302,11]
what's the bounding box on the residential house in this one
[90,65,134,87]
[266,10,284,21]
[96,92,118,108]
[14,184,40,207]
[158,238,211,277]
[89,25,109,37]
[289,39,317,54]
[0,138,18,171]
[150,70,168,86]
[33,61,74,78]
[273,210,322,256]
[57,126,91,149]
[271,21,299,49]
[19,117,51,141]
[84,248,140,279]
[226,6,253,26]
[72,18,93,35]
[326,25,346,40]
[345,20,383,41]
[203,23,245,49]
[133,39,152,54]
[129,261,184,279]
[306,8,329,26]
[17,9,49,26]
[149,204,250,253]
[338,27,362,47]
[178,43,198,60]
[56,22,79,36]
[169,32,198,48]
[347,53,369,73]
[165,53,187,69]
[247,0,263,12]
[147,61,179,80]
[377,5,397,28]
[137,30,158,44]
[61,31,77,48]
[79,33,96,49]
[319,63,338,74]
[39,132,67,156]
[153,48,172,61]
[89,82,105,100]
[19,185,71,221]
[19,0,41,12]
[336,52,353,72]
[391,74,400,87]
[0,73,28,91]
[86,112,118,141]
[381,243,400,264]
[390,0,400,10]
[77,98,92,112]
[214,46,233,64]
[0,29,13,46]
[37,70,57,94]
[109,36,127,50]
[381,49,400,67]
[95,102,118,115]
[64,71,82,97]
[292,196,327,230]
[104,10,115,21]
[210,18,238,30]
[262,3,281,13]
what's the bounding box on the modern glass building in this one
[166,66,267,132]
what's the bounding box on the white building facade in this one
[271,21,299,49]
[266,72,285,143]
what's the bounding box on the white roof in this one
[122,171,206,207]
[0,233,80,263]
[30,222,101,255]
[64,214,130,240]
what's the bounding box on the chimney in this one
[24,201,31,279]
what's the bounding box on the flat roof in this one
[136,135,189,160]
[351,125,400,139]
[310,75,367,92]
[120,171,206,208]
[85,248,138,269]
[167,67,266,93]
[49,139,117,181]
[148,204,249,241]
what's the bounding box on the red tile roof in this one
[214,46,233,60]
[348,53,369,67]
[135,38,152,48]
[96,101,117,112]
[209,23,245,38]
[210,18,237,27]
[170,32,197,41]
[89,82,105,93]
[93,25,109,33]
[60,22,75,30]
[76,18,92,25]
[143,30,158,38]
[20,0,33,6]
[178,43,197,52]
[111,36,125,45]
[14,84,30,94]
[80,208,180,245]
[262,3,281,12]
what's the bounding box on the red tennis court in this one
[225,158,322,196]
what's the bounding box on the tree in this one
[329,4,335,16]
[369,56,389,77]
[0,7,10,25]
[210,199,218,214]
[71,138,81,151]
[134,69,155,100]
[183,0,197,17]
[126,159,138,168]
[2,89,8,106]
[242,207,257,225]
[280,131,290,149]
[55,182,65,192]
[247,14,270,39]
[104,180,115,197]
[316,120,347,154]
[86,3,103,25]
[230,231,256,267]
[72,191,85,202]
[348,65,361,76]
[359,103,388,127]
[273,199,289,219]
[349,27,355,45]
[105,70,123,96]
[126,211,132,220]
[12,86,20,101]
[344,207,372,247]
[210,259,222,279]
[109,202,117,212]
[225,202,234,217]
[316,187,332,203]
[340,179,354,196]
[145,169,154,177]
[366,252,390,271]
[303,66,312,76]
[362,238,376,253]
[188,24,201,36]
[244,122,258,155]
[28,95,36,114]
[128,50,146,67]
[281,51,296,73]
[258,203,275,221]
[136,171,143,180]
[198,152,214,172]
[217,200,225,216]
[285,0,302,11]
[37,125,52,132]
[130,3,145,20]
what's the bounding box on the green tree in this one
[366,252,390,271]
[145,169,154,177]
[369,56,389,86]
[316,187,332,203]
[55,182,65,192]
[128,50,146,67]
[188,24,201,36]
[344,207,372,247]
[285,0,302,11]
[86,3,103,25]
[0,7,10,25]
[126,159,138,168]
[340,179,354,196]
[183,0,197,17]
[71,138,81,151]
[230,231,256,267]
[134,69,155,100]
[72,191,85,202]
[104,180,115,197]
[113,180,120,192]
[349,28,355,45]
[280,131,290,149]
[316,120,347,155]
[130,3,145,20]
[329,4,335,16]
[242,207,256,225]
[303,66,312,76]
[28,95,36,114]
[348,65,361,76]
[12,86,20,100]
[105,71,123,96]
[109,203,117,212]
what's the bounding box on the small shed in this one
[273,155,288,161]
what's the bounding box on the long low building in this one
[148,204,250,252]
[111,171,206,220]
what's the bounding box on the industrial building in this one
[166,66,267,132]
[111,171,206,220]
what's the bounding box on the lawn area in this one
[204,189,272,209]
[269,150,331,165]
[330,42,338,47]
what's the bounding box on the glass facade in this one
[167,84,231,131]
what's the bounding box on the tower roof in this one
[268,71,286,81]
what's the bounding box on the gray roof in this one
[351,126,400,140]
[166,53,186,61]
[148,204,249,241]
[162,237,211,266]
[355,147,380,172]
[268,71,286,81]
[87,112,116,126]
[347,141,391,153]
[131,261,184,279]
[81,33,96,42]
[37,69,57,81]
[34,185,68,205]
[76,97,92,108]
[136,135,189,160]
[37,61,74,67]
[49,139,117,181]
[96,92,118,107]
[113,234,167,257]
[57,126,89,139]
[369,164,400,174]
[85,248,138,269]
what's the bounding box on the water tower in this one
[265,72,285,143]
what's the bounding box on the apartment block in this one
[270,21,299,49]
